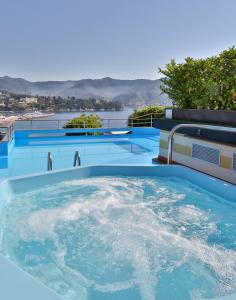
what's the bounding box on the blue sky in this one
[0,0,235,81]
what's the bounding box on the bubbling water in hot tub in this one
[1,176,236,300]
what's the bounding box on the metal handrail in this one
[14,118,156,123]
[167,123,236,164]
[132,112,163,120]
[14,115,160,122]
[47,152,53,171]
[10,111,165,131]
[73,151,81,167]
[15,118,130,123]
[14,117,161,130]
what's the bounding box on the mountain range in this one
[0,76,170,107]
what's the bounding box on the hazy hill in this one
[0,76,170,107]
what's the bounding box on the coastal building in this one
[20,96,38,104]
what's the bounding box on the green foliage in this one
[159,47,236,110]
[128,105,167,127]
[63,114,102,129]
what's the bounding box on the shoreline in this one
[0,112,55,122]
[17,112,55,120]
[0,109,132,123]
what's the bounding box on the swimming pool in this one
[0,129,159,178]
[0,165,236,300]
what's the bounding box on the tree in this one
[63,114,102,129]
[128,105,167,127]
[159,47,236,110]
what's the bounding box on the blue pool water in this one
[0,135,159,178]
[1,174,236,300]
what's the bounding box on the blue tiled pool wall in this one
[3,164,235,218]
[0,140,8,156]
[0,137,15,169]
[0,127,159,153]
[3,165,236,203]
[0,135,14,156]
[14,127,159,146]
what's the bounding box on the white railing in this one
[13,114,162,130]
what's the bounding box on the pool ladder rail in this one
[47,151,81,171]
[47,152,53,171]
[73,150,81,167]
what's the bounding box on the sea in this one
[40,109,133,128]
[41,109,133,121]
[4,108,134,129]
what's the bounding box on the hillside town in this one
[0,90,123,121]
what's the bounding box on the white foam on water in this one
[0,176,236,300]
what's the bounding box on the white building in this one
[20,97,38,104]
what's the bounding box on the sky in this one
[0,0,236,81]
